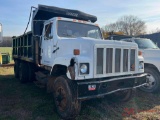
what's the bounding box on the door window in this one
[44,23,53,40]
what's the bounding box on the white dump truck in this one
[12,5,146,119]
[121,38,160,93]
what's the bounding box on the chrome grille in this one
[95,47,137,76]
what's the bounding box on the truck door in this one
[41,22,54,66]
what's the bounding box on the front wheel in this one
[139,67,160,93]
[53,76,81,119]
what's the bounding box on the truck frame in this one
[13,5,146,119]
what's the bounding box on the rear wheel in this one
[28,63,35,82]
[140,67,160,93]
[53,76,81,119]
[14,60,20,78]
[19,62,29,83]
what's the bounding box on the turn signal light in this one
[74,49,80,55]
[95,24,99,26]
[138,51,142,56]
[131,64,135,71]
[57,17,61,20]
[73,19,76,22]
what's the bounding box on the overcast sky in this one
[0,0,160,36]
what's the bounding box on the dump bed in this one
[12,32,34,62]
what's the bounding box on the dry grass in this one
[0,67,160,120]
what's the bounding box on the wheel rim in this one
[143,73,156,89]
[55,86,67,112]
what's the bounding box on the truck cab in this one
[13,5,146,119]
[41,17,102,68]
[121,38,160,93]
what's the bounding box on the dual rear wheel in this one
[14,60,35,83]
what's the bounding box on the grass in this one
[0,47,13,62]
[0,67,160,120]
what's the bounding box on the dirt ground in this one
[0,67,160,120]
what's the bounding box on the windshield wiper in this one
[62,33,76,38]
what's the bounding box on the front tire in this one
[53,76,81,119]
[140,67,160,93]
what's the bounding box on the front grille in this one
[123,49,128,72]
[115,48,121,72]
[96,47,136,76]
[96,48,103,74]
[130,49,136,71]
[106,48,113,73]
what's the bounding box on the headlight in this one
[80,63,89,74]
[139,61,144,69]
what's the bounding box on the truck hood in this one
[57,37,138,57]
[58,37,137,47]
[141,49,160,58]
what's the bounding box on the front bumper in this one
[76,73,147,100]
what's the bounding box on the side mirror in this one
[49,33,53,39]
[0,23,3,43]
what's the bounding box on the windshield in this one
[134,39,159,49]
[57,21,102,39]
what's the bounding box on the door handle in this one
[53,47,59,53]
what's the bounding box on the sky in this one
[0,0,160,36]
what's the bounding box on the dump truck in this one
[12,5,146,119]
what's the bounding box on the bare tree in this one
[105,15,146,36]
[0,37,12,47]
[149,28,160,34]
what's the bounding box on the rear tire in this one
[19,62,29,83]
[28,63,35,82]
[139,67,160,93]
[14,60,20,78]
[53,76,81,119]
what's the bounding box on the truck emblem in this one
[66,12,78,17]
[88,85,96,91]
